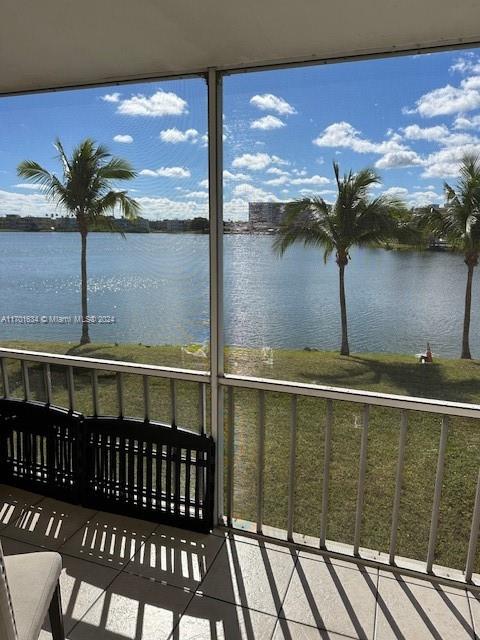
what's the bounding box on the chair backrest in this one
[0,540,17,640]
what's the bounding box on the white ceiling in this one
[2,0,480,94]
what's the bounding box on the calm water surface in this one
[0,232,478,358]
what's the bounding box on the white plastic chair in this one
[0,539,64,640]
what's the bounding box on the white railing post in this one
[208,67,224,525]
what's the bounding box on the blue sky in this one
[2,47,480,220]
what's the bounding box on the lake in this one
[0,232,478,359]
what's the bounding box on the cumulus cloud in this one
[135,195,207,220]
[232,152,287,171]
[453,114,480,130]
[101,92,121,103]
[0,189,57,217]
[232,183,279,201]
[160,128,198,143]
[250,94,296,115]
[250,115,286,130]
[182,191,209,199]
[223,170,251,182]
[421,143,480,178]
[402,124,449,141]
[264,176,290,186]
[313,121,421,168]
[113,134,133,143]
[198,179,209,189]
[266,167,289,176]
[139,166,191,178]
[404,76,480,117]
[117,90,188,117]
[290,174,330,186]
[12,183,42,190]
[449,53,480,75]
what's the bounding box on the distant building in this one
[248,202,288,229]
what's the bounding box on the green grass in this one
[2,340,480,572]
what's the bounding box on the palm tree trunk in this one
[461,262,475,359]
[80,229,90,345]
[338,263,350,356]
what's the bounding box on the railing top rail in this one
[221,373,480,419]
[0,347,209,383]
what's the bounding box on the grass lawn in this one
[1,340,480,573]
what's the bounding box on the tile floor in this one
[0,484,478,639]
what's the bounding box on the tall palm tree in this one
[417,154,480,359]
[274,161,405,356]
[18,138,139,344]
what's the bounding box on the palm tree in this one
[18,138,139,344]
[274,161,406,356]
[416,154,480,359]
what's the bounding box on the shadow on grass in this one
[299,355,480,404]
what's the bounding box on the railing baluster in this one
[426,415,449,573]
[226,387,235,527]
[1,358,9,398]
[66,366,75,412]
[92,369,100,416]
[389,410,408,564]
[256,389,266,535]
[21,361,30,401]
[465,468,480,582]
[320,399,333,549]
[116,372,125,418]
[354,404,370,555]
[170,378,177,428]
[199,382,207,435]
[143,375,150,422]
[43,363,52,405]
[287,395,297,541]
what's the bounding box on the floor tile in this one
[197,536,297,615]
[60,510,157,568]
[42,554,119,636]
[466,591,480,639]
[177,593,277,639]
[1,497,95,549]
[375,574,474,639]
[0,484,44,529]
[212,529,298,555]
[272,618,360,639]
[379,569,469,597]
[0,537,44,555]
[69,572,192,640]
[280,555,377,640]
[124,523,224,589]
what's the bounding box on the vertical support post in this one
[426,415,449,573]
[43,363,52,405]
[226,387,234,526]
[21,361,30,401]
[117,372,125,418]
[67,366,75,412]
[92,369,100,417]
[208,67,224,525]
[465,468,480,582]
[170,378,177,428]
[389,410,408,564]
[143,375,150,422]
[256,390,266,535]
[1,358,9,398]
[353,404,370,555]
[320,399,333,548]
[287,395,297,541]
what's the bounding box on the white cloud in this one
[402,124,449,141]
[266,167,289,176]
[314,121,421,169]
[383,187,409,198]
[232,183,279,201]
[117,90,188,117]
[250,94,296,115]
[223,170,251,182]
[250,115,286,130]
[136,195,207,220]
[139,166,191,178]
[0,189,57,217]
[450,54,480,75]
[160,128,198,143]
[182,191,209,199]
[453,114,480,130]
[375,151,423,169]
[405,76,480,117]
[290,174,330,186]
[421,143,480,178]
[113,134,133,143]
[232,152,287,171]
[264,176,290,186]
[12,183,42,190]
[101,92,121,103]
[198,179,209,189]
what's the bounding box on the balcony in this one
[1,483,479,640]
